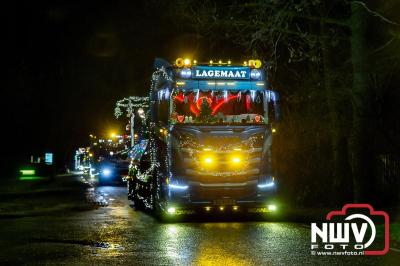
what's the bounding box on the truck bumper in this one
[165,178,277,214]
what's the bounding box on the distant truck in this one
[126,58,280,216]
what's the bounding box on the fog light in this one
[167,207,176,214]
[268,204,277,211]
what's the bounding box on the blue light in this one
[102,168,112,177]
[180,68,192,78]
[257,181,275,189]
[169,184,189,190]
[250,69,261,80]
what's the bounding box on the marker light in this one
[209,60,213,64]
[268,204,277,211]
[167,207,176,214]
[233,206,238,211]
[180,68,192,78]
[254,59,262,68]
[272,128,277,133]
[183,58,191,67]
[205,206,211,212]
[219,206,224,211]
[193,60,197,65]
[250,69,261,79]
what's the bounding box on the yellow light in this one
[159,129,163,133]
[268,204,277,211]
[217,82,225,85]
[248,60,255,67]
[219,206,224,211]
[233,206,238,211]
[218,60,222,64]
[184,58,191,66]
[209,60,213,64]
[110,132,116,138]
[175,58,184,67]
[204,157,213,164]
[232,157,241,164]
[176,81,185,85]
[193,60,197,65]
[134,133,138,138]
[89,153,93,157]
[233,148,241,151]
[272,128,277,133]
[228,60,231,64]
[254,59,262,68]
[207,82,215,86]
[205,206,211,211]
[203,148,211,151]
[256,82,265,86]
[227,82,235,86]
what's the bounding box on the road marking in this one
[390,247,400,253]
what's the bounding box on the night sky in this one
[10,0,242,172]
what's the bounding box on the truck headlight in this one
[102,168,112,177]
[250,69,261,80]
[180,68,192,78]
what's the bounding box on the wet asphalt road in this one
[0,179,399,265]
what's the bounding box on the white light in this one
[257,181,275,189]
[180,68,192,78]
[102,168,112,177]
[268,204,277,211]
[169,184,189,190]
[250,90,256,101]
[250,69,261,79]
[110,151,114,156]
[167,207,176,214]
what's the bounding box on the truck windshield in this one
[171,90,266,124]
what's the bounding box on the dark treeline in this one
[166,0,400,207]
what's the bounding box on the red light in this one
[212,95,238,115]
[174,93,184,102]
[190,104,200,116]
[254,115,261,123]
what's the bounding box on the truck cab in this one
[127,58,280,216]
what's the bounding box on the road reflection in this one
[157,222,294,265]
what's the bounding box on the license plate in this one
[212,199,236,205]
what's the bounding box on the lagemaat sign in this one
[192,66,250,80]
[310,204,389,256]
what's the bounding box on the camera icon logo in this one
[311,204,389,256]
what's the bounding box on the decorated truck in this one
[126,58,280,216]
